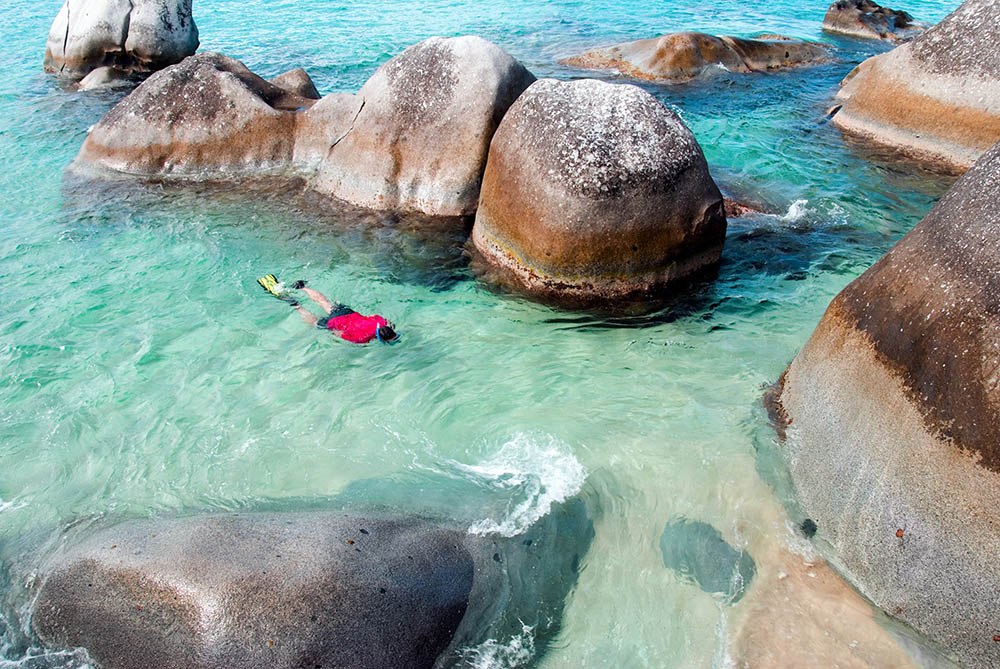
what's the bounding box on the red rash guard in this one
[327,312,388,343]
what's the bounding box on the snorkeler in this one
[257,275,399,344]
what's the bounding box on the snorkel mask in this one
[375,325,399,345]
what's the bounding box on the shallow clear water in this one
[0,0,962,666]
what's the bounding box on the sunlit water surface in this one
[0,0,961,666]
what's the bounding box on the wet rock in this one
[306,36,536,216]
[75,65,132,91]
[659,519,755,603]
[269,68,321,100]
[771,140,1000,666]
[74,52,316,177]
[831,0,1000,170]
[560,32,828,83]
[30,503,593,668]
[472,78,726,304]
[44,0,199,82]
[822,0,928,42]
[723,196,768,218]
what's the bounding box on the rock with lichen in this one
[472,78,726,304]
[74,52,316,176]
[306,36,536,216]
[770,139,1000,667]
[44,0,199,81]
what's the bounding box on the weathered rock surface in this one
[822,0,927,42]
[31,504,593,668]
[44,0,199,81]
[75,52,316,176]
[72,36,535,218]
[771,140,1000,667]
[307,36,536,216]
[472,78,726,303]
[831,0,1000,170]
[560,32,828,83]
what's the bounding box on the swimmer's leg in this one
[293,304,319,327]
[300,286,335,315]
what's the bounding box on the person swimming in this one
[257,275,399,344]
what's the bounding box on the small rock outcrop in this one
[771,139,1000,667]
[31,505,593,668]
[472,78,726,303]
[75,52,316,176]
[269,68,321,100]
[561,32,828,83]
[44,0,199,81]
[822,0,928,42]
[307,36,536,216]
[831,0,1000,170]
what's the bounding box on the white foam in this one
[459,434,586,538]
[781,199,809,222]
[0,499,25,514]
[460,622,536,669]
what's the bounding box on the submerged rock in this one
[30,504,593,668]
[472,78,726,304]
[771,140,1000,666]
[560,32,828,83]
[822,0,928,42]
[831,0,1000,170]
[75,52,316,176]
[659,519,755,603]
[306,36,536,216]
[44,0,199,81]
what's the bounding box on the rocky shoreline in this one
[24,0,1000,666]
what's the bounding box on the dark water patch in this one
[659,517,755,603]
[525,210,893,330]
[836,130,968,180]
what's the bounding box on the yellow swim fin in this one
[257,274,283,296]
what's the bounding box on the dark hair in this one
[377,324,398,343]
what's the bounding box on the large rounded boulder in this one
[771,140,1000,666]
[822,0,927,42]
[472,78,726,303]
[74,52,317,176]
[561,32,828,83]
[44,0,199,81]
[30,504,593,668]
[831,0,1000,170]
[306,36,536,216]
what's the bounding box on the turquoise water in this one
[0,0,962,666]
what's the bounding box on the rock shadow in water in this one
[59,172,473,292]
[534,211,891,329]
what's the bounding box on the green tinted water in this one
[0,0,961,665]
